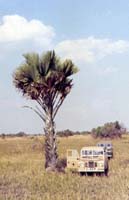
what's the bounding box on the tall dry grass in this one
[0,135,129,200]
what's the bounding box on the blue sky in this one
[1,0,129,133]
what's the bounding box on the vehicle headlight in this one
[99,162,104,167]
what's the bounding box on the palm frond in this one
[61,59,78,77]
[13,50,78,116]
[23,53,39,82]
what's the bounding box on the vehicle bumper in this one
[78,168,105,172]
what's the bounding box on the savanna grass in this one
[0,135,129,200]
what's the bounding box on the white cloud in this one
[56,37,129,63]
[0,15,56,62]
[0,15,128,64]
[0,15,55,43]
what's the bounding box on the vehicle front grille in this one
[89,161,94,168]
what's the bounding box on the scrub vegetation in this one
[91,121,126,139]
[0,134,129,200]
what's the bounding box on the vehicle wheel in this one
[80,172,85,176]
[105,166,109,176]
[93,172,97,177]
[98,172,102,176]
[100,172,104,177]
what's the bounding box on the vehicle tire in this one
[105,166,109,176]
[100,172,104,177]
[80,172,85,176]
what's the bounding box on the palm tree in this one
[13,50,78,171]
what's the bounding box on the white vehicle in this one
[97,141,113,159]
[67,146,109,176]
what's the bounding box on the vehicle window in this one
[107,144,111,147]
[100,144,104,147]
[93,150,103,156]
[82,150,92,156]
[87,150,92,155]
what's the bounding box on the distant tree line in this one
[0,121,126,139]
[0,130,90,139]
[91,121,126,139]
[0,132,44,138]
[56,129,90,137]
[0,132,27,138]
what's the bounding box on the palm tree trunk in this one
[44,111,58,171]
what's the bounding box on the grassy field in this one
[0,135,129,200]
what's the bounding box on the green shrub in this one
[91,121,126,139]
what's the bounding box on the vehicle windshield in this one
[82,150,92,156]
[98,143,112,148]
[106,144,112,147]
[81,150,103,156]
[93,150,103,156]
[98,144,104,147]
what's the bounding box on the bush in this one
[57,129,74,137]
[16,132,27,137]
[91,121,126,139]
[56,157,67,172]
[1,133,5,139]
